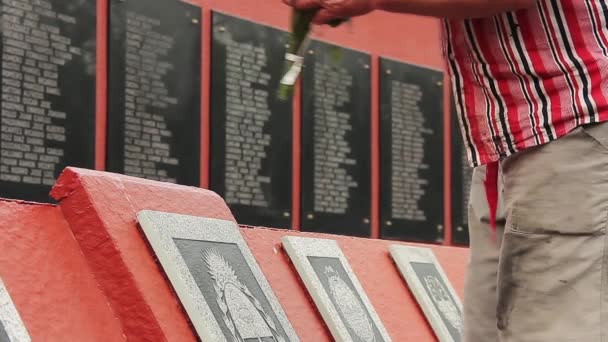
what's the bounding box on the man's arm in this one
[285,0,537,24]
[376,0,537,19]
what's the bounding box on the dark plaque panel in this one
[174,239,291,341]
[107,0,201,185]
[380,58,444,243]
[308,256,386,342]
[301,41,371,237]
[209,13,292,228]
[410,262,462,341]
[451,99,472,245]
[0,0,96,202]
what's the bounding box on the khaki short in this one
[464,122,608,342]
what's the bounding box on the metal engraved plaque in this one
[107,0,201,185]
[210,12,292,229]
[0,0,96,202]
[0,324,9,342]
[379,58,444,243]
[137,210,299,342]
[281,236,392,342]
[450,99,472,246]
[0,279,30,342]
[301,41,371,237]
[389,245,463,342]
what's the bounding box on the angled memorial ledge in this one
[46,167,469,341]
[50,167,236,342]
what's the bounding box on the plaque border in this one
[281,236,392,342]
[389,245,463,342]
[137,210,300,342]
[0,278,31,342]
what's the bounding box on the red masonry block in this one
[0,199,125,341]
[50,167,236,342]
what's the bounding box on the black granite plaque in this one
[301,41,371,237]
[451,99,472,246]
[0,0,96,202]
[174,239,291,341]
[379,58,444,243]
[308,256,386,342]
[209,13,292,229]
[410,262,463,341]
[107,0,201,185]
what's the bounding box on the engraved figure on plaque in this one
[281,236,391,342]
[323,266,375,342]
[422,275,463,334]
[390,245,463,342]
[137,211,299,342]
[203,249,284,342]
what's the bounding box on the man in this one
[284,0,608,341]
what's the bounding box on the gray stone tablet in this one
[137,210,299,342]
[0,279,30,342]
[281,236,392,342]
[389,245,463,342]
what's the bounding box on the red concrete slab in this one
[0,199,124,342]
[51,167,236,342]
[241,227,468,342]
[51,167,468,341]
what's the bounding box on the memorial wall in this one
[0,0,469,245]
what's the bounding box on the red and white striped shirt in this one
[443,0,608,167]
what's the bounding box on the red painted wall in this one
[0,200,125,341]
[94,1,453,243]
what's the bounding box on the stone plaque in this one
[137,210,299,342]
[281,236,392,342]
[389,245,463,342]
[450,99,472,245]
[210,12,292,229]
[107,0,201,185]
[0,0,96,202]
[301,41,371,237]
[379,58,444,243]
[0,279,30,342]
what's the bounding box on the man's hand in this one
[283,0,377,24]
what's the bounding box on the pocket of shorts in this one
[508,203,608,236]
[581,122,608,152]
[497,228,604,339]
